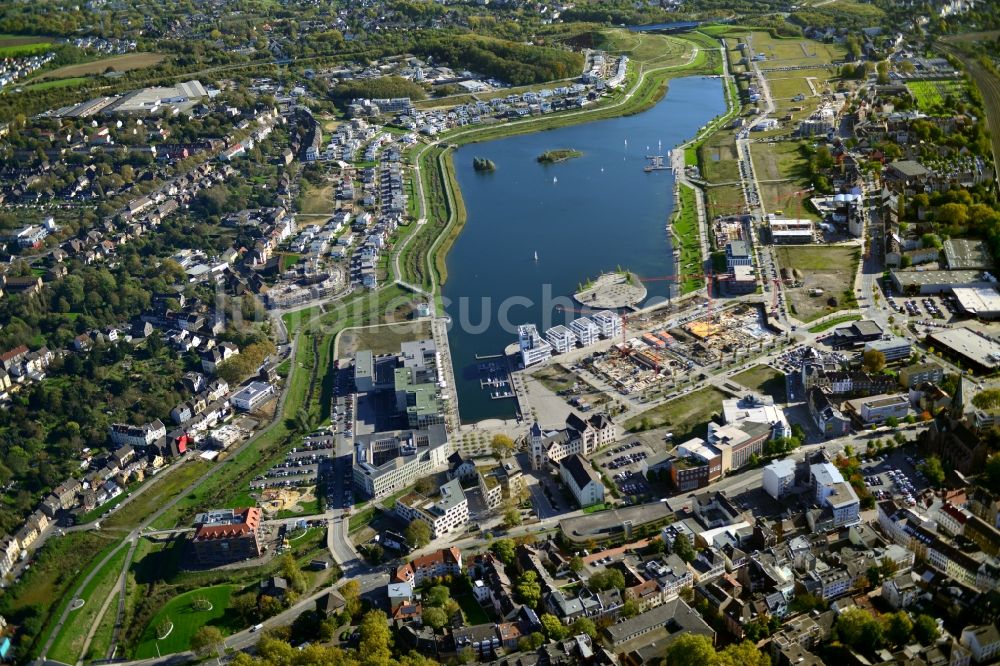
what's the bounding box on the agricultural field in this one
[906,79,969,112]
[0,34,53,57]
[775,245,860,322]
[21,77,90,92]
[133,585,240,658]
[32,53,165,80]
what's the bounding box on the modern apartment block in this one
[545,325,578,354]
[394,478,469,537]
[570,317,601,346]
[518,324,553,367]
[590,310,623,339]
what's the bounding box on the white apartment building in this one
[518,324,552,367]
[591,310,622,339]
[570,317,601,347]
[763,458,796,499]
[109,420,167,448]
[394,478,469,537]
[546,325,578,354]
[811,462,861,528]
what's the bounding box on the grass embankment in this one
[808,314,862,333]
[0,532,123,659]
[624,386,726,440]
[47,545,130,664]
[672,183,705,293]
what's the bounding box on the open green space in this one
[337,320,433,357]
[133,585,240,658]
[731,365,786,403]
[47,544,130,664]
[21,76,90,91]
[296,181,334,216]
[624,386,726,439]
[452,577,490,625]
[0,40,52,57]
[775,245,860,322]
[533,364,578,393]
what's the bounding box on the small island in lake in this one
[472,157,496,172]
[537,149,583,164]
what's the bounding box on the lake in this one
[442,76,726,423]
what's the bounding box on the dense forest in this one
[330,76,428,103]
[411,34,584,87]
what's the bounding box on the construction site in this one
[585,303,779,394]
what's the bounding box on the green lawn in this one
[134,585,240,658]
[452,577,490,624]
[731,365,786,402]
[623,387,726,439]
[22,76,89,91]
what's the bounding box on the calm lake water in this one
[442,76,726,423]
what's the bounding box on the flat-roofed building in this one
[945,239,995,270]
[570,317,601,346]
[518,324,552,367]
[768,217,814,244]
[954,286,1000,319]
[899,362,945,388]
[353,424,451,498]
[891,269,993,295]
[844,393,909,424]
[831,319,884,348]
[927,327,1000,373]
[865,336,911,362]
[763,458,796,499]
[591,310,623,339]
[394,478,469,537]
[354,350,374,393]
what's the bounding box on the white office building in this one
[865,336,912,362]
[763,458,796,499]
[518,324,552,367]
[394,478,469,537]
[546,325,577,354]
[570,317,601,347]
[591,310,622,339]
[230,381,274,412]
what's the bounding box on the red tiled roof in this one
[194,507,261,541]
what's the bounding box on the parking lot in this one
[597,440,654,499]
[859,449,930,506]
[886,294,959,321]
